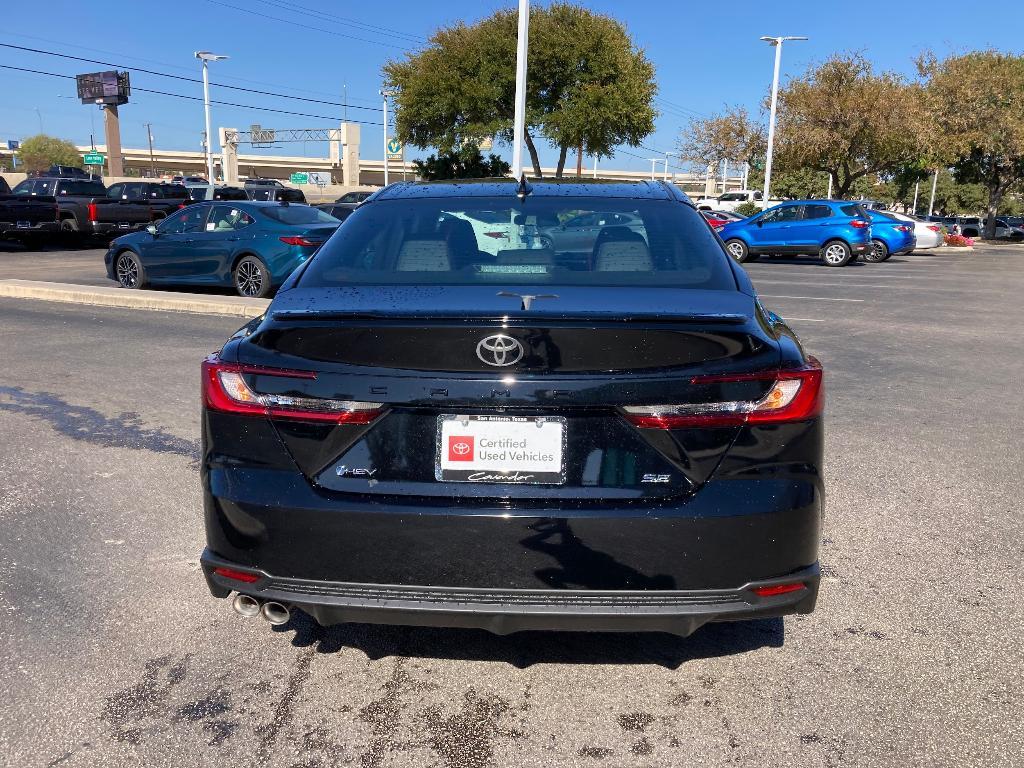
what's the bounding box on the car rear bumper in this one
[90,222,145,235]
[0,221,59,235]
[201,549,820,636]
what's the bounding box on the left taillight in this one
[202,354,384,424]
[279,236,324,247]
[622,357,823,429]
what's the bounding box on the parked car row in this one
[716,200,917,267]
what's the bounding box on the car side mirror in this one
[146,225,159,236]
[756,219,764,227]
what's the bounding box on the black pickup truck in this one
[0,176,60,245]
[10,178,188,240]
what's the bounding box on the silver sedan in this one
[889,212,944,250]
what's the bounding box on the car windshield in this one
[300,196,736,289]
[259,205,339,225]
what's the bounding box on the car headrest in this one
[595,239,653,272]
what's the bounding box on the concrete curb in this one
[0,279,270,318]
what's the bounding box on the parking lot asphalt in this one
[1,246,1022,767]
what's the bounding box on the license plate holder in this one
[436,414,566,484]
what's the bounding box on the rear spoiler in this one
[270,309,751,325]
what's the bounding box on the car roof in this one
[372,178,692,202]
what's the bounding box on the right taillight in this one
[87,202,98,222]
[202,354,384,424]
[850,219,868,228]
[621,357,823,429]
[927,225,941,232]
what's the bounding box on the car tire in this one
[59,217,80,246]
[725,239,756,263]
[115,250,148,289]
[820,240,853,267]
[864,239,888,263]
[234,255,272,298]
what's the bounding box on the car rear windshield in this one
[259,205,339,225]
[158,185,189,199]
[840,204,868,217]
[300,196,736,289]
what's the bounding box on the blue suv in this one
[864,210,916,261]
[719,200,872,267]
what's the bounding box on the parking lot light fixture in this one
[195,52,229,183]
[759,35,807,208]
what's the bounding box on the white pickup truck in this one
[694,189,764,212]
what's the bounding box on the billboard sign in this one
[76,71,131,105]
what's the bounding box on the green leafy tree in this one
[384,3,656,177]
[15,134,82,173]
[919,51,1024,237]
[678,106,766,171]
[733,201,761,218]
[773,54,928,198]
[413,144,511,180]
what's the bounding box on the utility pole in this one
[511,0,530,179]
[912,181,920,214]
[144,123,156,177]
[380,89,396,186]
[195,52,229,182]
[759,35,808,208]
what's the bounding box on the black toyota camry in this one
[200,179,824,636]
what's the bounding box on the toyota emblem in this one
[476,334,524,367]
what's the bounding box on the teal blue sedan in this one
[104,201,341,297]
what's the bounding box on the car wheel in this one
[59,217,80,245]
[115,250,147,289]
[820,240,853,267]
[725,239,755,263]
[863,239,888,263]
[234,256,272,298]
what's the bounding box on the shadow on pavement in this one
[272,612,785,669]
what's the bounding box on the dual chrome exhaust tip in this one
[231,594,290,625]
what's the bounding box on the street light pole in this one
[145,123,156,177]
[511,0,530,179]
[195,52,228,182]
[380,89,396,186]
[648,158,660,181]
[928,168,939,215]
[759,35,807,208]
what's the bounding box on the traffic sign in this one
[308,172,330,186]
[83,151,105,166]
[386,138,403,160]
[289,172,309,184]
[7,140,19,151]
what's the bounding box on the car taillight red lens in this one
[752,583,806,597]
[927,225,941,232]
[850,219,868,228]
[87,203,98,222]
[622,357,823,429]
[897,225,911,232]
[202,355,384,424]
[279,236,324,247]
[212,566,260,583]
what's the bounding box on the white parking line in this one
[760,295,864,302]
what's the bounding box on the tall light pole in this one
[144,123,156,178]
[928,168,939,215]
[759,35,807,208]
[648,158,660,181]
[195,51,228,182]
[380,89,396,186]
[511,0,530,179]
[663,152,677,182]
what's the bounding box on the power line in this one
[0,43,384,113]
[251,0,426,44]
[0,64,383,127]
[203,0,418,50]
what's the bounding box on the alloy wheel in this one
[823,244,847,265]
[236,261,264,297]
[727,241,745,260]
[116,254,139,288]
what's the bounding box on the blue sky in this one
[2,0,1022,172]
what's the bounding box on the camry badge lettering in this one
[476,334,525,367]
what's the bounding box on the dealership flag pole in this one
[511,0,530,179]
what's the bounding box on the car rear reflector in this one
[202,354,384,424]
[622,357,823,429]
[212,566,261,583]
[279,236,324,247]
[752,582,806,597]
[850,219,868,228]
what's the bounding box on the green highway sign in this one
[289,172,309,184]
[83,152,105,165]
